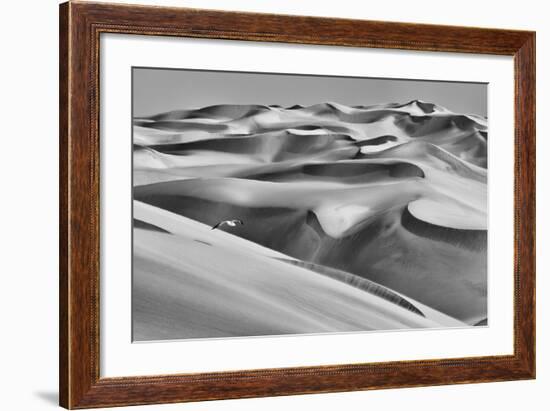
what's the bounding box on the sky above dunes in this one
[133,67,487,118]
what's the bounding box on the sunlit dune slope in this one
[133,202,464,340]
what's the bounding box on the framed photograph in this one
[59,2,535,409]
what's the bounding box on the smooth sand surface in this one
[133,202,464,340]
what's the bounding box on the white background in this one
[102,34,514,377]
[0,0,547,410]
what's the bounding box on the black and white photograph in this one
[1,0,543,409]
[132,68,488,342]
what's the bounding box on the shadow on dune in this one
[303,208,487,323]
[146,104,271,121]
[395,114,484,138]
[355,135,398,146]
[135,119,229,133]
[392,100,437,113]
[364,141,487,182]
[401,207,487,252]
[245,160,425,183]
[133,190,322,259]
[149,131,357,162]
[277,258,425,317]
[474,318,488,326]
[133,219,171,234]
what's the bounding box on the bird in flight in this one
[211,219,244,230]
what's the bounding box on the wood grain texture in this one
[59,2,69,407]
[514,33,536,374]
[59,1,536,408]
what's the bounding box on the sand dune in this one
[132,100,487,340]
[133,202,464,340]
[134,100,487,166]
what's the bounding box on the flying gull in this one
[211,219,244,230]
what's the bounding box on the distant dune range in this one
[132,100,487,340]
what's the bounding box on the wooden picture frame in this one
[59,1,535,408]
